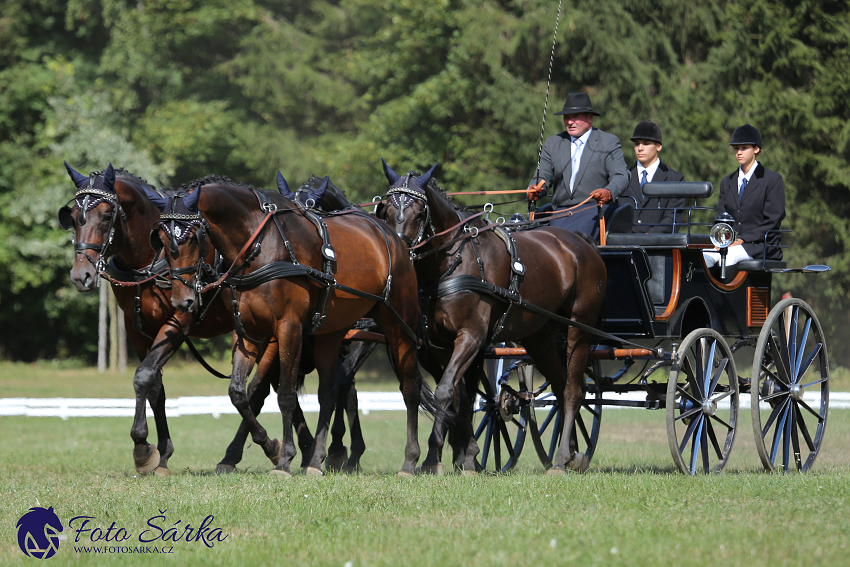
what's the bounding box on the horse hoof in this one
[153,467,170,478]
[216,463,236,474]
[304,466,324,477]
[398,471,414,478]
[567,452,590,473]
[418,463,444,476]
[134,445,160,475]
[545,467,565,476]
[325,448,348,472]
[342,463,361,475]
[269,469,292,478]
[462,468,478,477]
[268,439,283,466]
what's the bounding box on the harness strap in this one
[428,275,651,350]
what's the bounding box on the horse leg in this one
[272,322,308,476]
[326,352,351,472]
[217,340,275,473]
[328,340,376,473]
[425,330,485,474]
[228,338,282,473]
[128,326,182,476]
[418,353,447,473]
[304,331,347,475]
[451,363,484,474]
[523,326,591,473]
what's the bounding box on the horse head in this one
[375,159,437,248]
[149,184,208,313]
[59,161,127,291]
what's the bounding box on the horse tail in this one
[573,230,598,252]
[418,378,438,418]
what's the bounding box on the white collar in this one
[637,158,661,182]
[571,128,592,145]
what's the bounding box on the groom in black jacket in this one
[623,120,686,233]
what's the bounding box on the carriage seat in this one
[606,181,714,247]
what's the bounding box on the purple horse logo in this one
[16,506,63,559]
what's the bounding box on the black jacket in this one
[624,161,685,233]
[717,163,786,260]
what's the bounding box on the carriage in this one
[60,163,830,476]
[465,180,830,475]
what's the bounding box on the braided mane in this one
[180,174,254,192]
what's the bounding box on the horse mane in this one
[114,168,155,191]
[180,174,254,192]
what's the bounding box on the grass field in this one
[2,358,850,566]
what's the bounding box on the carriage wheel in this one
[525,361,603,470]
[472,357,530,473]
[666,328,739,474]
[751,298,829,473]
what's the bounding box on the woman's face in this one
[733,144,760,171]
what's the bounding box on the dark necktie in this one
[739,177,748,201]
[640,170,648,190]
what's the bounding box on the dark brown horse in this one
[57,163,358,474]
[376,161,607,473]
[151,177,425,475]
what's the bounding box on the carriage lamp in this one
[710,212,736,279]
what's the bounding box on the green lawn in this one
[1,407,848,566]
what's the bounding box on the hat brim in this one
[555,108,601,116]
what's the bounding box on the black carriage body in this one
[598,243,773,341]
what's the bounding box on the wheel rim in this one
[526,361,602,469]
[750,298,829,473]
[667,328,739,474]
[473,357,529,473]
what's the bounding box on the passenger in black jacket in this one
[622,121,686,233]
[704,124,786,268]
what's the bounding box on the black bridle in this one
[58,172,128,282]
[385,173,433,253]
[150,199,212,307]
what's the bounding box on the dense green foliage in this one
[1,0,849,362]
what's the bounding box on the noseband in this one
[60,172,128,277]
[386,173,432,250]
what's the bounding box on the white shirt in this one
[569,128,592,192]
[738,159,759,189]
[636,158,661,194]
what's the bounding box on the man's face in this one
[633,139,661,167]
[563,113,593,138]
[732,144,759,170]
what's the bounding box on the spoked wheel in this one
[525,361,602,470]
[472,357,530,472]
[666,328,739,474]
[751,298,829,473]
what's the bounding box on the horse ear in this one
[276,170,294,198]
[182,183,202,213]
[102,163,116,193]
[382,158,401,185]
[416,163,438,190]
[64,161,89,189]
[310,176,329,203]
[141,185,170,213]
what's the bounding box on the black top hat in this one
[554,92,601,116]
[729,124,762,147]
[630,120,662,144]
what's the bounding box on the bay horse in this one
[376,160,607,473]
[151,176,426,476]
[58,163,366,474]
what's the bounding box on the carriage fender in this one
[670,296,712,338]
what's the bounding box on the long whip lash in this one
[534,0,564,183]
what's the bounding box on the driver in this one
[703,124,786,268]
[526,92,629,238]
